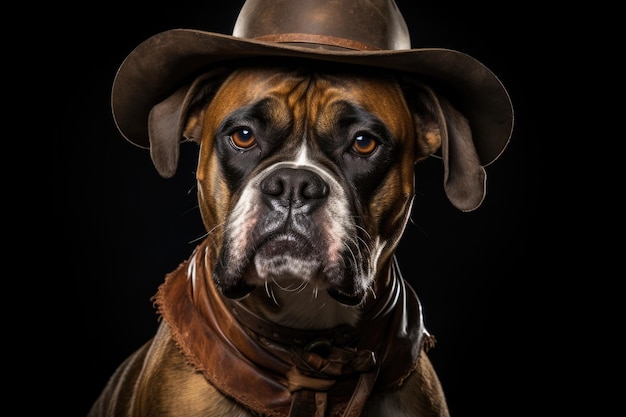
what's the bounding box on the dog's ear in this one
[402,79,486,212]
[147,68,229,178]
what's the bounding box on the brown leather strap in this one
[343,369,379,417]
[285,342,377,416]
[287,352,378,417]
[288,390,321,417]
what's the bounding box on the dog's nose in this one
[260,168,329,210]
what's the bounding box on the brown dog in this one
[88,1,513,416]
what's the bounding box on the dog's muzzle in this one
[213,163,371,305]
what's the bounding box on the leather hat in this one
[112,0,513,166]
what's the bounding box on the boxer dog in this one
[88,1,513,416]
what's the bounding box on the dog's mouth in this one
[212,164,373,306]
[214,232,366,305]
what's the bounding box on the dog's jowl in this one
[88,1,513,416]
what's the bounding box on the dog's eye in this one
[230,128,257,150]
[351,133,378,156]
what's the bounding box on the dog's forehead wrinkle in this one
[236,67,313,104]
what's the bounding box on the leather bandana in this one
[154,238,433,417]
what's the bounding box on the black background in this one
[55,1,544,415]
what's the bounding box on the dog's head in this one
[146,62,487,308]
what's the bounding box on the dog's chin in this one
[216,255,366,306]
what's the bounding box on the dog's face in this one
[178,65,442,307]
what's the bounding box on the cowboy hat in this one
[111,0,513,167]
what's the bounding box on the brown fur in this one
[88,65,484,416]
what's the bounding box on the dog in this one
[88,1,513,416]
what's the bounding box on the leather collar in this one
[154,238,432,416]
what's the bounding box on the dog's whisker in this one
[296,281,308,293]
[206,222,227,237]
[270,277,308,293]
[188,221,226,244]
[264,280,281,306]
[343,241,360,270]
[182,201,200,215]
[354,225,374,254]
[355,234,372,253]
[269,288,279,306]
[190,233,208,244]
[407,214,429,238]
[354,223,373,242]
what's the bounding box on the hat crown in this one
[233,0,411,51]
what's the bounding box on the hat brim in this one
[111,29,513,166]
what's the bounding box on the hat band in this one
[253,33,381,51]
